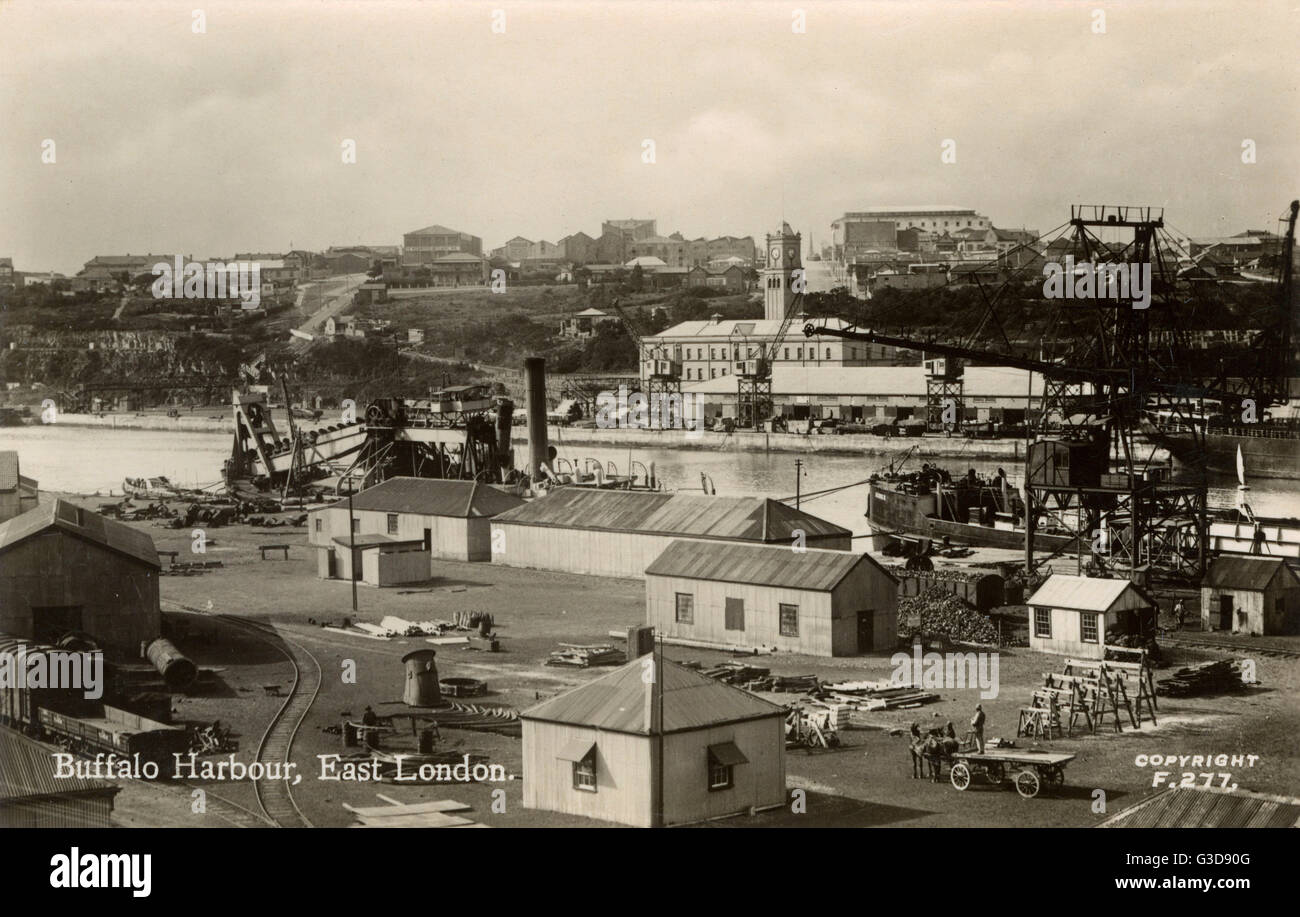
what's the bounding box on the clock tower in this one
[763,221,803,321]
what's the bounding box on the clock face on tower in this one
[770,246,781,262]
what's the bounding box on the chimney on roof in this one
[710,312,722,323]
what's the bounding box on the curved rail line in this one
[215,614,322,827]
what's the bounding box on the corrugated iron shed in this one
[493,490,849,542]
[0,499,158,568]
[1027,574,1152,613]
[327,478,525,518]
[646,539,891,592]
[1203,555,1297,591]
[1099,786,1300,828]
[521,657,784,735]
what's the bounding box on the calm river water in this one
[4,424,1298,539]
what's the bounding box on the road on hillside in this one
[294,273,368,335]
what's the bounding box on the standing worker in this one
[970,704,986,754]
[362,705,379,749]
[1174,598,1186,629]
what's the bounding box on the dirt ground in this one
[55,492,1300,828]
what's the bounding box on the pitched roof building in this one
[521,656,786,826]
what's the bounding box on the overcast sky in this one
[1,0,1296,274]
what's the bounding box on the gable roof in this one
[0,499,159,568]
[521,657,783,735]
[492,489,849,542]
[646,539,890,591]
[1099,785,1300,828]
[1203,555,1298,591]
[324,478,525,518]
[1026,574,1152,613]
[407,224,473,237]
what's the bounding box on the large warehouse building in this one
[0,499,160,655]
[683,364,1046,426]
[521,656,786,827]
[645,540,898,654]
[490,489,851,580]
[309,478,525,569]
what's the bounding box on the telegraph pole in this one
[348,490,358,612]
[794,459,803,509]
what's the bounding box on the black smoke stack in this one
[524,357,548,480]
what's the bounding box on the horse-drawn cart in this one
[948,750,1076,798]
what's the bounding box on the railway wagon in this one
[0,635,97,729]
[38,705,188,776]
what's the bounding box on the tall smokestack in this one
[525,357,548,479]
[496,398,515,470]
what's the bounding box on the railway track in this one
[1165,636,1300,659]
[214,614,322,827]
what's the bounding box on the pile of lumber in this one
[545,643,626,668]
[898,588,999,645]
[697,662,770,685]
[1156,659,1251,697]
[819,679,940,712]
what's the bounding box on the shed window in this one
[314,518,322,532]
[573,750,597,792]
[386,513,399,535]
[1034,607,1051,638]
[675,593,695,624]
[707,741,747,791]
[1081,612,1098,643]
[779,603,799,637]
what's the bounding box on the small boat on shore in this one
[123,475,181,499]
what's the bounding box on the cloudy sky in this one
[1,0,1296,273]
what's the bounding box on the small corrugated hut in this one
[521,656,786,827]
[1200,556,1300,635]
[1026,574,1154,659]
[0,726,119,827]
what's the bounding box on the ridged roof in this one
[0,727,118,806]
[1099,786,1300,828]
[492,489,849,542]
[0,499,158,568]
[521,657,783,735]
[1027,574,1152,613]
[1202,555,1298,591]
[646,539,891,591]
[325,478,525,518]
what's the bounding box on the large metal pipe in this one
[146,637,197,691]
[524,357,548,479]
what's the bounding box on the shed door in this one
[724,597,744,632]
[856,611,873,652]
[1218,595,1233,630]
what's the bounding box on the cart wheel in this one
[986,762,1005,784]
[950,762,971,791]
[1015,769,1041,799]
[1044,765,1064,787]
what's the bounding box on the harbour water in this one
[4,424,1298,539]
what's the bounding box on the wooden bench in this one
[259,544,290,560]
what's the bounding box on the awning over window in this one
[556,738,596,762]
[707,741,748,767]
